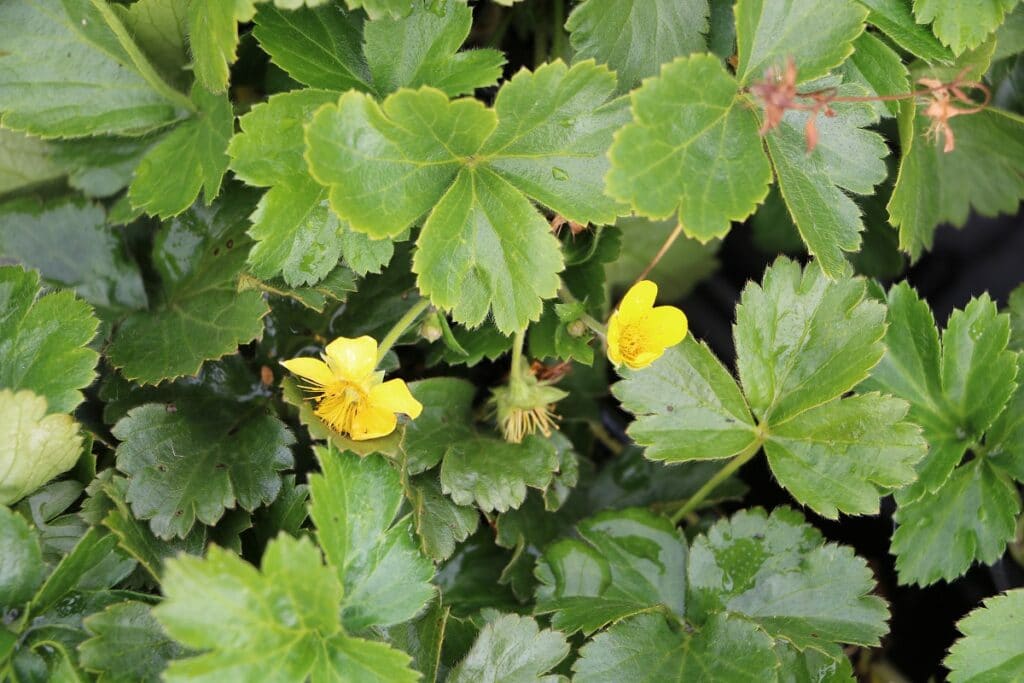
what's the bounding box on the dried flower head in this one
[917,74,990,153]
[489,369,567,444]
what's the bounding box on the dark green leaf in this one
[573,613,778,682]
[535,508,687,634]
[0,197,147,312]
[448,613,569,683]
[112,401,294,539]
[688,507,889,650]
[0,505,43,608]
[308,448,435,631]
[79,601,188,683]
[565,0,709,91]
[106,191,270,384]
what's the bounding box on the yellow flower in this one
[607,280,688,369]
[281,336,422,441]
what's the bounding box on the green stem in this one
[559,286,607,338]
[670,437,763,525]
[510,329,527,382]
[90,0,196,114]
[377,298,432,364]
[551,0,568,60]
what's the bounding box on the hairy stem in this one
[670,437,763,525]
[377,298,432,364]
[635,222,684,285]
[90,0,196,114]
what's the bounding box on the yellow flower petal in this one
[623,348,663,370]
[280,357,335,387]
[617,280,658,323]
[324,336,378,381]
[640,306,689,349]
[369,379,423,419]
[349,404,398,441]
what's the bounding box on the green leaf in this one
[363,0,505,97]
[185,0,241,94]
[441,435,561,513]
[988,357,1024,482]
[448,613,569,683]
[763,393,924,517]
[573,613,778,682]
[764,86,889,278]
[85,470,207,581]
[237,266,356,312]
[1009,285,1024,351]
[584,446,747,512]
[115,0,190,88]
[864,287,1018,496]
[734,0,868,85]
[535,508,687,634]
[51,136,153,198]
[382,599,447,682]
[404,474,479,563]
[112,401,294,539]
[0,0,186,137]
[735,258,886,424]
[688,507,889,651]
[401,378,477,474]
[888,102,1024,259]
[0,504,44,607]
[565,0,709,91]
[306,60,627,332]
[0,265,99,413]
[308,448,435,631]
[913,0,1018,54]
[613,338,758,462]
[106,191,270,384]
[940,295,1018,439]
[0,197,147,312]
[346,0,415,20]
[604,217,720,301]
[252,4,371,92]
[229,89,346,286]
[79,601,187,683]
[838,32,910,117]
[156,534,418,683]
[893,459,1020,586]
[256,0,502,97]
[605,54,771,241]
[128,84,233,218]
[0,129,64,197]
[856,0,954,62]
[945,589,1024,683]
[30,527,133,615]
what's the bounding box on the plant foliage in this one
[1,0,1023,680]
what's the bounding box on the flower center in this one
[618,323,646,362]
[314,380,369,435]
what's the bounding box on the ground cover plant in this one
[1,0,1024,680]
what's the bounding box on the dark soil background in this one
[681,213,1024,682]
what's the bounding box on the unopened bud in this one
[419,319,443,343]
[567,319,587,338]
